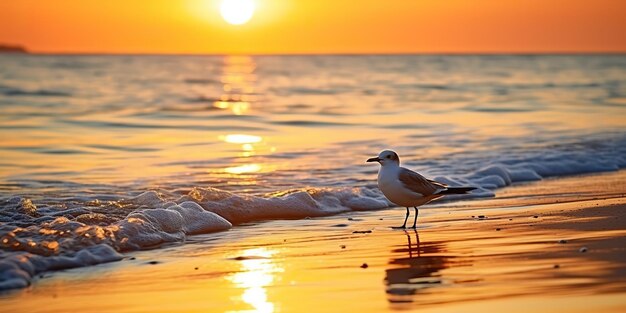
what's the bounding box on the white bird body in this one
[377,163,436,207]
[367,149,475,228]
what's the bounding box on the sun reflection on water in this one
[227,248,283,313]
[213,55,256,115]
[225,163,262,174]
[214,101,251,115]
[221,134,263,144]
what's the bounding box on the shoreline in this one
[1,171,625,312]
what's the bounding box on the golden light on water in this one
[213,101,251,115]
[213,55,256,115]
[220,134,264,172]
[227,248,282,313]
[225,163,262,174]
[221,134,263,144]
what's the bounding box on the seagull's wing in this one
[427,179,448,188]
[398,168,439,196]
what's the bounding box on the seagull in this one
[367,150,476,229]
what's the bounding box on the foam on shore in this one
[1,135,625,290]
[0,187,390,290]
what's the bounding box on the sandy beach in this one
[1,170,624,312]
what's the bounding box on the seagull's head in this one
[366,150,400,167]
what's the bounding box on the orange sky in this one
[1,0,625,54]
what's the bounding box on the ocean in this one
[1,54,625,289]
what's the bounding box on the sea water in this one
[1,54,625,289]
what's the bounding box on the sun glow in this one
[221,134,262,144]
[224,164,262,174]
[220,0,256,25]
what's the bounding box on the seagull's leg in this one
[392,207,409,229]
[410,206,419,229]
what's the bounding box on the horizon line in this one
[6,50,626,57]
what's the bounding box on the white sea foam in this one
[0,187,389,290]
[421,134,626,196]
[0,244,122,290]
[1,134,626,290]
[115,201,232,250]
[181,187,390,225]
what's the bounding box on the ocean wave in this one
[59,119,269,132]
[4,133,625,290]
[271,120,357,127]
[0,186,390,290]
[0,245,122,290]
[0,85,71,97]
[2,145,625,291]
[271,86,343,96]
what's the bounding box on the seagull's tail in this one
[437,187,477,195]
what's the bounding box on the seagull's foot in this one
[408,225,417,229]
[391,226,407,229]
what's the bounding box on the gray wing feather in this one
[427,179,448,188]
[398,168,439,196]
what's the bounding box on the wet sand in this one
[2,171,625,312]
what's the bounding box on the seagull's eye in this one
[386,155,391,159]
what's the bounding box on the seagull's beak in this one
[366,157,381,163]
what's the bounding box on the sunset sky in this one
[1,0,625,54]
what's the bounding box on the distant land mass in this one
[0,44,28,53]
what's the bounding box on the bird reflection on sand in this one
[384,230,452,305]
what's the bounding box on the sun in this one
[220,0,256,25]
